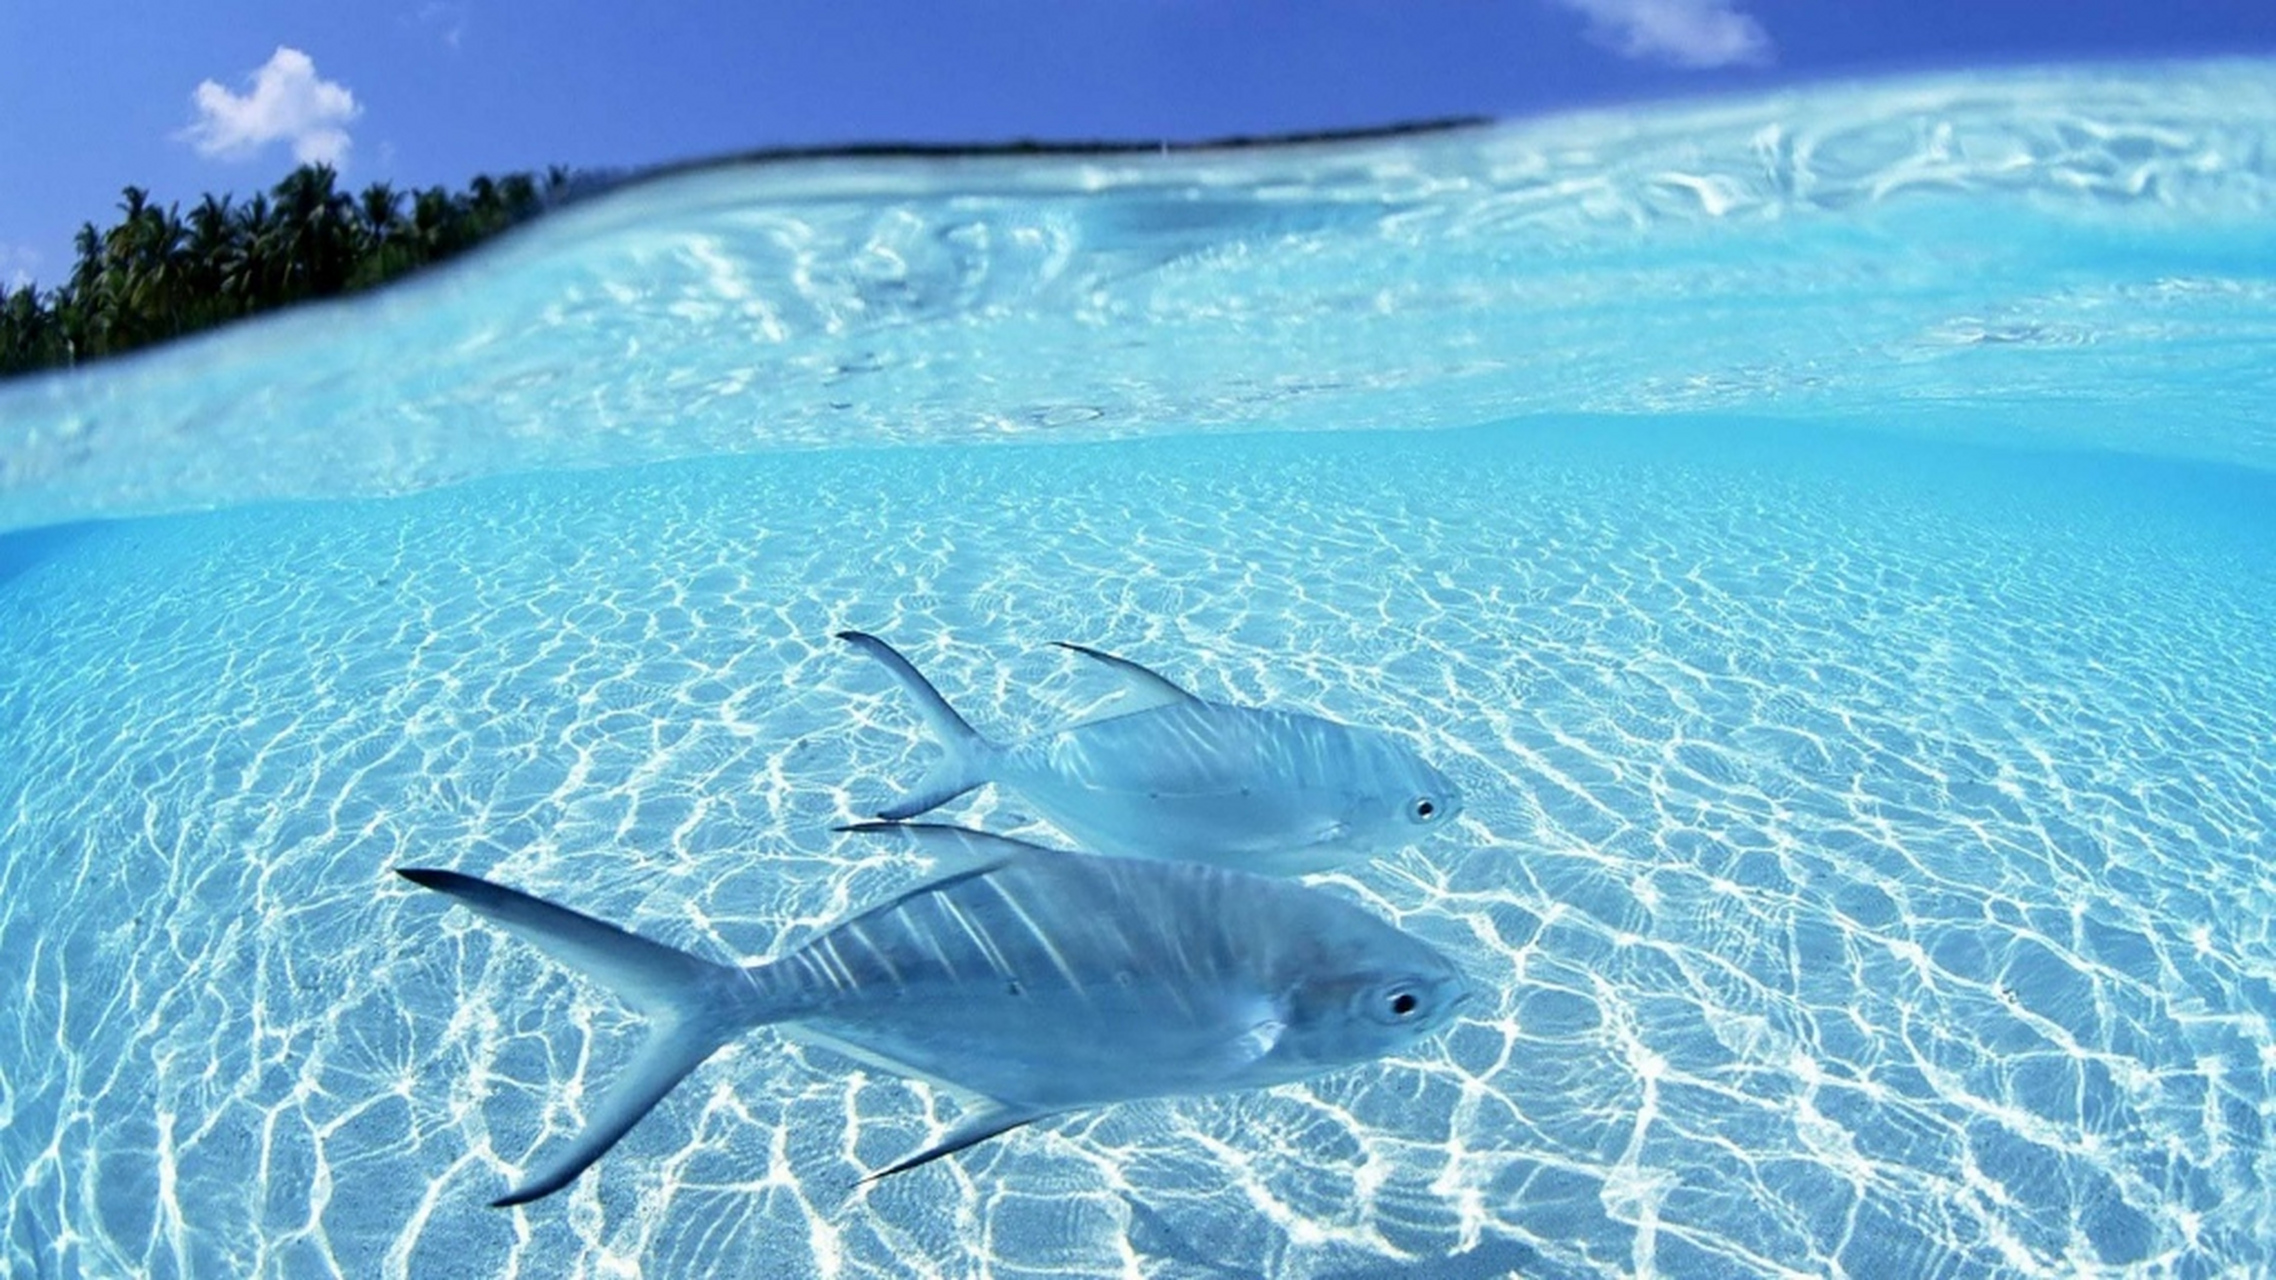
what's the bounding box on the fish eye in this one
[1408,796,1439,823]
[1389,990,1419,1018]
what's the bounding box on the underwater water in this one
[4,60,2275,1280]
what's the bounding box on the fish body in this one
[399,826,1469,1203]
[838,632,1461,873]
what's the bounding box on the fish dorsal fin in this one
[858,1103,1058,1184]
[835,821,1067,869]
[1052,642,1199,719]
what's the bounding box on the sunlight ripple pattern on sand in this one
[3,420,2272,1277]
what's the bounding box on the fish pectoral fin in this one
[1225,819,1345,860]
[772,1023,996,1113]
[1052,642,1199,712]
[1226,1018,1287,1068]
[859,1104,1058,1185]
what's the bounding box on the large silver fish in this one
[838,632,1463,874]
[398,824,1470,1205]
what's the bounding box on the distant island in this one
[0,122,1496,381]
[0,163,578,379]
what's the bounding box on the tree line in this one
[1,163,577,378]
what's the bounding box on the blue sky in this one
[3,0,2272,290]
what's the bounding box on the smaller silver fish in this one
[838,632,1462,874]
[397,824,1470,1204]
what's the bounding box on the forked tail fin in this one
[397,868,779,1207]
[836,630,999,819]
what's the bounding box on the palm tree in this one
[409,185,465,259]
[358,183,402,247]
[2,161,575,376]
[106,190,189,342]
[349,183,409,288]
[497,173,539,221]
[0,282,63,369]
[269,164,356,299]
[184,194,240,327]
[66,220,111,356]
[222,192,275,304]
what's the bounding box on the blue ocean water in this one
[4,62,2275,1279]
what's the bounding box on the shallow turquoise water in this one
[5,62,2276,1279]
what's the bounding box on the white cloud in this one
[413,3,468,51]
[1550,0,1773,69]
[1,243,39,292]
[181,47,362,166]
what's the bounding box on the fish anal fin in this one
[829,825,1025,909]
[859,1104,1056,1185]
[836,821,1065,867]
[1052,642,1198,714]
[873,767,986,822]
